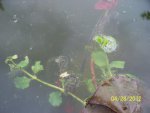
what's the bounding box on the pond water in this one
[0,0,150,113]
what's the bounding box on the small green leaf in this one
[14,76,31,89]
[12,55,18,60]
[101,38,109,47]
[48,92,62,107]
[91,51,108,68]
[17,56,29,68]
[94,35,103,44]
[5,55,18,64]
[31,61,44,74]
[110,61,125,69]
[84,79,95,93]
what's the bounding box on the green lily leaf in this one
[17,56,29,68]
[31,61,44,74]
[48,91,62,107]
[91,51,108,68]
[14,76,31,89]
[84,79,95,93]
[110,61,125,69]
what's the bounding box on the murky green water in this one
[0,0,150,113]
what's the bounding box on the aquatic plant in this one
[141,11,150,20]
[84,35,143,113]
[4,35,124,103]
[5,36,143,113]
[91,35,125,79]
[0,0,4,11]
[5,55,85,107]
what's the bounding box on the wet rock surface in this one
[84,75,143,113]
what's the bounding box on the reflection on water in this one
[0,0,150,113]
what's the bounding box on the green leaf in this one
[102,38,109,47]
[5,55,18,64]
[110,61,125,69]
[94,35,103,44]
[91,51,108,68]
[12,55,18,60]
[48,92,62,107]
[14,76,31,89]
[17,56,29,68]
[31,61,44,74]
[93,35,109,47]
[84,79,95,93]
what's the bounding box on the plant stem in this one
[10,60,86,106]
[107,66,112,77]
[105,54,113,77]
[90,59,97,88]
[22,69,64,92]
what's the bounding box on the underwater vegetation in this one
[4,0,148,112]
[5,34,145,113]
[0,0,4,11]
[141,11,150,20]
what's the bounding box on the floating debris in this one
[12,15,19,23]
[59,71,70,78]
[84,74,143,113]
